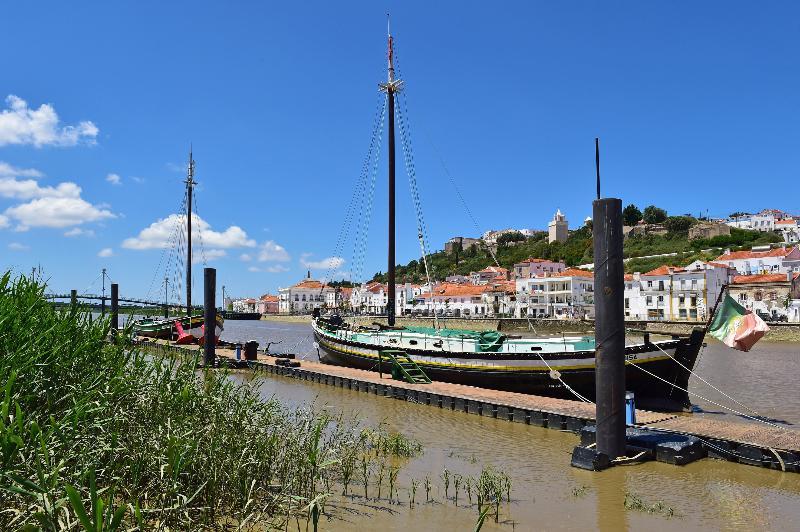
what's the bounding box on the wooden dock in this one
[140,339,800,473]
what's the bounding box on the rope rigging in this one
[322,93,387,292]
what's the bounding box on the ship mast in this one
[185,147,196,317]
[379,16,403,326]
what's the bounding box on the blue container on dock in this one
[625,391,636,425]
[235,343,242,361]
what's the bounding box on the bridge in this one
[44,292,185,309]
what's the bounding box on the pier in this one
[139,338,800,474]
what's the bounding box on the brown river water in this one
[218,320,800,530]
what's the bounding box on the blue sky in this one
[1,1,798,301]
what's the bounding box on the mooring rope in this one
[653,342,761,417]
[533,351,593,404]
[628,361,782,429]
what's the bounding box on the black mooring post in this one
[70,289,77,307]
[110,283,119,338]
[593,198,626,460]
[203,267,216,367]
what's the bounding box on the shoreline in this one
[258,314,800,342]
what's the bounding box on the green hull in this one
[133,315,207,340]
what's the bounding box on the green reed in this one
[0,272,418,529]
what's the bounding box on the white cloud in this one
[0,214,8,229]
[300,255,345,270]
[195,249,226,263]
[5,197,115,230]
[8,242,29,251]
[240,253,252,262]
[64,227,95,237]
[0,177,81,200]
[0,161,43,178]
[98,247,113,257]
[122,213,255,251]
[247,264,289,273]
[257,240,290,262]
[0,95,98,147]
[131,176,145,184]
[106,173,121,185]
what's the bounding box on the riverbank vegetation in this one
[1,273,518,529]
[0,274,414,528]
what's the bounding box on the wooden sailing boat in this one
[133,149,224,343]
[311,24,707,411]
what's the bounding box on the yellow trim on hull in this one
[316,336,671,372]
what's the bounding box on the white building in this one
[516,268,594,319]
[715,245,800,275]
[548,209,568,244]
[624,273,647,320]
[416,283,489,317]
[232,298,258,312]
[636,262,733,321]
[278,279,327,314]
[470,266,509,285]
[513,258,566,279]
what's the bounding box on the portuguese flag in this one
[709,294,769,352]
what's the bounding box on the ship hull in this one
[133,314,224,341]
[312,318,705,411]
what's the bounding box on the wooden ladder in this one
[380,349,432,384]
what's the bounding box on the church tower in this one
[548,209,568,243]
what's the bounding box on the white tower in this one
[548,209,569,243]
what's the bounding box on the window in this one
[679,308,687,318]
[294,295,299,301]
[647,281,653,288]
[690,309,698,319]
[690,296,697,307]
[679,294,685,305]
[755,291,762,301]
[302,295,306,301]
[658,281,665,291]
[657,295,664,303]
[624,298,630,309]
[646,296,653,305]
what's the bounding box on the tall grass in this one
[0,273,413,529]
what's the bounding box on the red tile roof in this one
[479,266,508,274]
[422,283,488,298]
[776,219,797,225]
[624,274,634,281]
[642,265,685,276]
[706,262,734,269]
[293,280,323,290]
[551,268,593,279]
[715,247,796,261]
[732,273,796,284]
[260,294,278,302]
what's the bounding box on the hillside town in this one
[231,208,800,323]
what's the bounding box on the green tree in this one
[664,216,696,233]
[496,231,526,245]
[622,204,643,226]
[642,205,668,224]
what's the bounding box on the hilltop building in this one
[548,210,568,243]
[513,258,566,279]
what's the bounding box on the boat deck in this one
[140,339,800,473]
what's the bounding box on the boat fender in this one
[549,369,561,380]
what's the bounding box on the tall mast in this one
[185,147,196,316]
[380,16,403,326]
